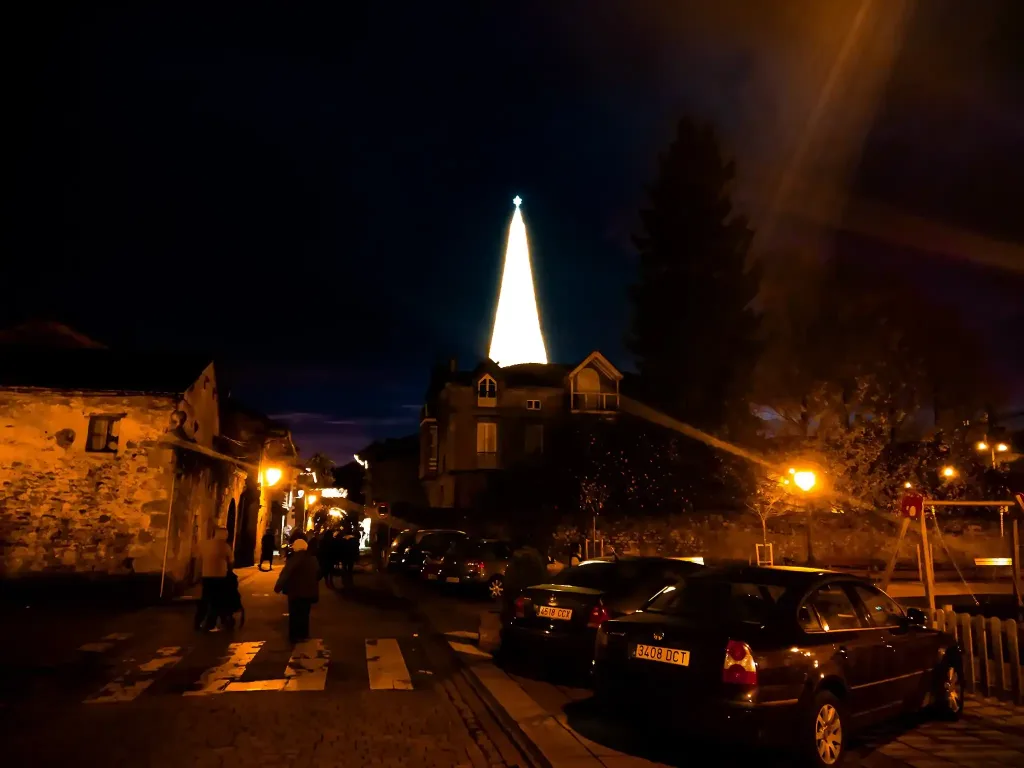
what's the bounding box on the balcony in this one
[571,392,619,413]
[476,452,498,470]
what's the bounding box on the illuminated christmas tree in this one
[488,196,548,367]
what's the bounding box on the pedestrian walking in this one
[273,538,320,642]
[195,527,234,631]
[338,521,359,589]
[318,530,338,589]
[259,529,276,571]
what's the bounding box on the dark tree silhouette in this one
[627,117,760,433]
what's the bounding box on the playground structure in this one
[881,493,1024,611]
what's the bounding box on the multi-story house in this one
[418,351,623,508]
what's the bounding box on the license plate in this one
[537,606,572,620]
[426,574,437,580]
[633,643,690,666]
[445,576,460,584]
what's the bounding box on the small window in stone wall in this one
[86,415,123,453]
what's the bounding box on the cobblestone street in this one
[0,567,526,768]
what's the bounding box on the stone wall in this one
[0,390,180,579]
[558,512,1008,569]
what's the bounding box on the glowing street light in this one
[941,466,957,479]
[904,481,913,489]
[996,443,1009,453]
[306,494,318,506]
[264,467,283,487]
[977,441,989,451]
[792,470,817,492]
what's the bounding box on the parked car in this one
[424,538,513,600]
[501,556,702,670]
[386,528,466,573]
[399,529,467,576]
[593,566,964,767]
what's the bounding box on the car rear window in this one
[553,561,616,589]
[644,579,786,624]
[420,532,461,552]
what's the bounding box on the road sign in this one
[900,493,924,519]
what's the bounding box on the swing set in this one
[880,492,1024,611]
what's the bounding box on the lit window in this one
[477,375,497,407]
[476,421,497,454]
[526,399,541,411]
[86,415,123,453]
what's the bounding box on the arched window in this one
[477,375,497,407]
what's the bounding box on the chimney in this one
[449,358,458,373]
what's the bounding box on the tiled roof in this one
[0,348,212,395]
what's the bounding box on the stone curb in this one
[386,574,551,768]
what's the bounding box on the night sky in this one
[9,1,1023,462]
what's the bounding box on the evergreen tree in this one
[627,118,760,432]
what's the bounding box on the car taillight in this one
[722,639,757,685]
[588,602,611,629]
[514,595,529,618]
[465,560,485,573]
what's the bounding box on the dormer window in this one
[477,375,497,407]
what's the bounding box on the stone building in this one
[418,351,623,508]
[0,348,285,592]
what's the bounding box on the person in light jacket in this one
[195,528,234,631]
[274,537,320,642]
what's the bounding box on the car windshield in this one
[644,578,786,624]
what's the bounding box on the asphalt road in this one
[0,565,528,768]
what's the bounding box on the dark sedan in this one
[593,566,964,767]
[423,538,513,599]
[500,556,702,671]
[386,528,466,575]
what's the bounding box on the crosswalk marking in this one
[184,641,264,697]
[59,634,422,699]
[283,638,330,691]
[366,638,413,690]
[84,647,185,703]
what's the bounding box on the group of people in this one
[194,517,363,644]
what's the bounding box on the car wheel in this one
[933,660,964,721]
[801,690,846,767]
[487,575,504,601]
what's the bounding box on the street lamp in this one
[996,443,1009,453]
[977,441,989,451]
[904,481,913,489]
[264,467,283,486]
[306,494,318,506]
[793,471,817,492]
[941,466,957,479]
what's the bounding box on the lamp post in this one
[783,465,820,566]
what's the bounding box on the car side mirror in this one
[904,607,928,629]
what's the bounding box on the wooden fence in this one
[930,608,1023,704]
